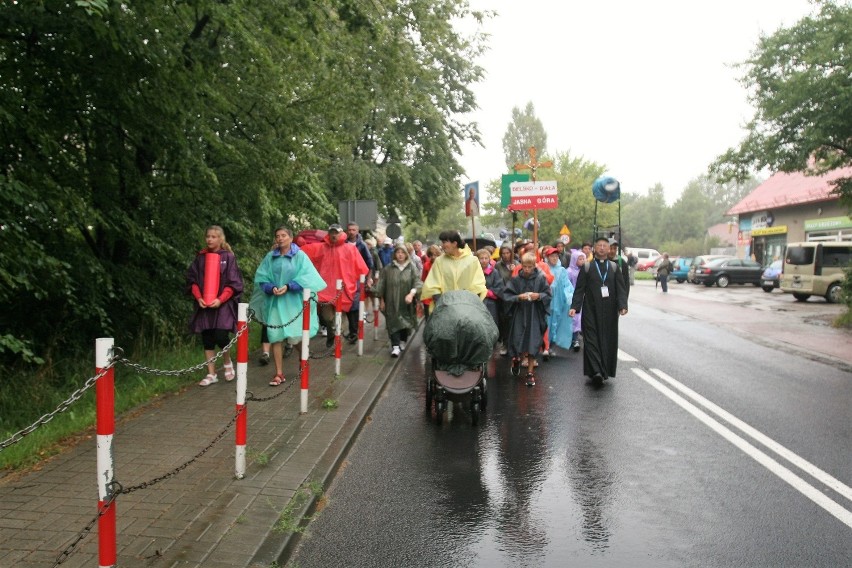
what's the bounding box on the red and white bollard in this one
[373,290,380,341]
[95,337,117,568]
[300,288,311,414]
[334,279,342,376]
[235,303,249,479]
[357,274,365,356]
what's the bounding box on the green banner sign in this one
[803,216,852,232]
[501,173,529,208]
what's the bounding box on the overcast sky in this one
[457,0,817,204]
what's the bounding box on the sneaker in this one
[258,352,270,366]
[326,335,335,348]
[542,349,550,362]
[572,340,581,352]
[320,326,327,336]
[399,341,406,352]
[525,373,536,387]
[390,346,401,357]
[499,345,508,356]
[347,333,358,344]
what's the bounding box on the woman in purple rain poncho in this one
[566,249,585,351]
[186,225,244,387]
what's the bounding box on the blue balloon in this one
[592,176,621,203]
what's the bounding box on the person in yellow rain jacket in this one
[420,230,487,312]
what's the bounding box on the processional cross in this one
[514,146,552,256]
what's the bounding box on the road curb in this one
[251,325,419,567]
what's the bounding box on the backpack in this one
[584,260,617,275]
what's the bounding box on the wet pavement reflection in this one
[289,329,660,567]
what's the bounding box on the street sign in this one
[509,180,558,210]
[501,173,529,208]
[559,224,571,236]
[560,234,571,244]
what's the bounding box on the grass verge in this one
[0,323,262,472]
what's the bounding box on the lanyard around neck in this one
[594,259,608,282]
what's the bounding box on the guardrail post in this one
[373,289,380,341]
[300,289,311,414]
[357,274,365,356]
[334,279,342,376]
[235,303,248,479]
[96,337,117,568]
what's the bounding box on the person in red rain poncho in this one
[300,224,370,347]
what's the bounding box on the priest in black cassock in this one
[569,236,628,384]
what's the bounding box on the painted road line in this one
[618,349,638,362]
[650,368,852,504]
[633,368,852,529]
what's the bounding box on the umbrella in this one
[464,237,497,250]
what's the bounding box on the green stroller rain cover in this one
[423,290,498,376]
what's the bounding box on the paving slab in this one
[0,318,402,568]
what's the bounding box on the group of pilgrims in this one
[186,224,628,389]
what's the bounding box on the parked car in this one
[687,255,734,283]
[692,257,764,287]
[671,256,693,283]
[761,259,783,292]
[650,256,689,282]
[632,248,661,271]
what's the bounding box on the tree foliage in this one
[711,1,852,205]
[501,102,548,172]
[620,176,760,255]
[0,0,488,369]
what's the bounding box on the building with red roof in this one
[725,167,852,264]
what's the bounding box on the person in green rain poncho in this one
[250,226,326,386]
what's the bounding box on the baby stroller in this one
[423,291,498,424]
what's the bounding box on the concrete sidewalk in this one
[0,319,401,567]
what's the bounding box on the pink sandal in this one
[223,363,235,381]
[269,373,286,386]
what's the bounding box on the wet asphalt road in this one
[288,283,852,567]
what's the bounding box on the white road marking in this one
[632,368,852,529]
[650,368,852,504]
[617,349,637,362]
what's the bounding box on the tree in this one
[501,102,548,172]
[0,0,490,368]
[711,2,852,205]
[620,184,667,248]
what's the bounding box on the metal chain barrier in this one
[248,302,306,330]
[37,293,349,564]
[120,406,245,494]
[52,485,120,567]
[52,406,246,565]
[117,314,252,376]
[244,360,308,402]
[0,363,115,451]
[312,287,344,307]
[309,345,338,360]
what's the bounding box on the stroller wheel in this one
[510,357,521,376]
[480,379,488,410]
[425,377,434,409]
[435,401,445,423]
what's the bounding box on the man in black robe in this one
[569,237,628,384]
